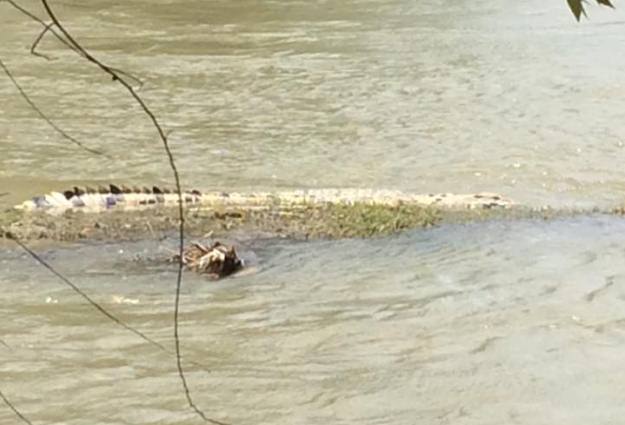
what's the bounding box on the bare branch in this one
[1,1,226,422]
[8,235,172,350]
[36,1,226,423]
[30,21,55,60]
[4,0,143,87]
[0,57,108,157]
[0,389,34,425]
[4,233,221,372]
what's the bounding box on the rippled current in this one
[3,1,625,424]
[3,217,625,424]
[1,0,625,207]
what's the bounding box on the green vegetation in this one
[0,203,442,242]
[567,0,614,20]
[305,203,440,238]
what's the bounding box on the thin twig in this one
[3,0,81,56]
[0,389,34,425]
[5,233,217,374]
[37,2,226,423]
[30,21,144,87]
[3,0,143,87]
[9,235,170,352]
[4,0,48,27]
[0,57,108,157]
[30,21,55,60]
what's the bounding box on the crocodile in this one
[14,184,513,213]
[1,184,522,253]
[4,185,521,278]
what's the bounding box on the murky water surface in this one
[3,216,625,424]
[3,1,625,424]
[1,1,625,207]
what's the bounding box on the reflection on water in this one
[2,216,625,424]
[1,1,625,207]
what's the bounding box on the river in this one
[2,1,625,424]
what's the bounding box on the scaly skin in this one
[14,184,513,214]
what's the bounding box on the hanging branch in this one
[30,22,56,60]
[6,233,217,374]
[36,1,226,423]
[8,235,171,351]
[3,0,143,87]
[0,57,108,157]
[0,389,34,425]
[0,0,142,157]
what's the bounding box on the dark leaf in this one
[567,0,585,20]
[596,0,614,7]
[568,0,616,20]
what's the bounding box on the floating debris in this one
[172,241,244,279]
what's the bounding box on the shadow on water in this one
[2,215,625,424]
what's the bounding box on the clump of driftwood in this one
[172,241,243,279]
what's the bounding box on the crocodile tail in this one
[14,184,206,212]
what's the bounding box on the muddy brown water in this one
[3,217,625,424]
[1,1,625,208]
[3,1,625,424]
